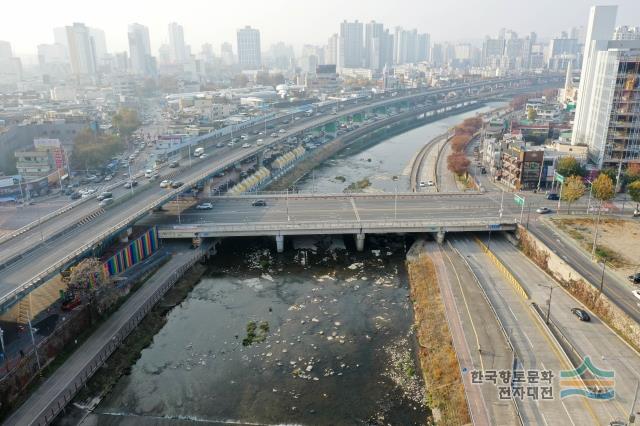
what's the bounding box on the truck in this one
[194,147,205,157]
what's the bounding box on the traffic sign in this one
[488,224,501,230]
[514,194,525,206]
[555,172,565,184]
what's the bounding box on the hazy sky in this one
[2,0,640,57]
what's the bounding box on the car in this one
[271,133,278,138]
[69,192,81,200]
[571,308,591,322]
[242,143,251,148]
[171,181,184,189]
[216,142,224,148]
[144,169,154,178]
[196,202,213,210]
[251,199,267,207]
[96,192,113,201]
[200,153,208,159]
[104,175,113,181]
[629,273,640,284]
[99,198,114,207]
[536,207,551,214]
[228,141,236,147]
[279,128,287,133]
[633,290,640,301]
[169,161,179,168]
[419,181,426,187]
[546,193,560,201]
[256,139,264,145]
[427,180,435,186]
[160,180,171,188]
[124,180,138,189]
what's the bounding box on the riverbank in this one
[54,262,207,425]
[406,241,470,424]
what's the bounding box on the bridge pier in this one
[275,235,284,253]
[432,230,446,244]
[355,233,365,252]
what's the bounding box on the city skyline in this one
[3,0,640,59]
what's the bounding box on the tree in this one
[447,152,470,176]
[68,258,108,292]
[71,129,124,170]
[450,134,471,153]
[561,175,586,212]
[556,156,585,178]
[628,180,640,210]
[590,173,615,258]
[527,106,537,121]
[112,108,141,138]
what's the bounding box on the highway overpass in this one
[0,74,563,311]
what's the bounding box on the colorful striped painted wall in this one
[102,227,159,277]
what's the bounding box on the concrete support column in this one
[355,233,365,252]
[436,230,446,244]
[275,235,284,253]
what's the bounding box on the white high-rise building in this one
[571,5,640,169]
[168,22,187,64]
[237,26,261,69]
[0,41,12,59]
[89,27,108,62]
[65,23,97,76]
[128,23,155,76]
[339,20,363,69]
[325,34,339,65]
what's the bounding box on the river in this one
[296,101,507,193]
[84,236,426,425]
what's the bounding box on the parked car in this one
[160,180,171,188]
[571,307,591,322]
[419,181,426,188]
[546,193,560,201]
[629,273,640,284]
[536,207,551,214]
[427,180,435,186]
[196,202,213,210]
[251,199,267,207]
[171,181,184,189]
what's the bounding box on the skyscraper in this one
[65,23,97,76]
[365,21,384,70]
[571,5,640,170]
[89,27,108,63]
[128,23,155,76]
[168,22,187,64]
[339,20,363,69]
[236,26,261,69]
[325,34,339,65]
[220,42,234,66]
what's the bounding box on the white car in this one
[633,290,640,301]
[256,139,264,146]
[200,153,208,159]
[419,181,426,188]
[279,128,287,133]
[271,133,278,138]
[427,180,435,186]
[196,203,213,210]
[160,180,171,188]
[242,143,251,148]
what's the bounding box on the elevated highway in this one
[0,75,562,311]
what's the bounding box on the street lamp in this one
[539,283,554,324]
[586,179,593,214]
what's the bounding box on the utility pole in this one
[546,286,553,324]
[629,380,639,424]
[599,261,606,296]
[0,326,6,372]
[586,179,593,214]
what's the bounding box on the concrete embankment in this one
[405,240,470,424]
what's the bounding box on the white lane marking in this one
[508,306,518,321]
[350,198,361,222]
[523,331,534,349]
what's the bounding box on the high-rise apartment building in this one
[128,23,155,76]
[220,42,234,66]
[168,22,187,64]
[339,20,364,69]
[571,5,640,169]
[237,26,261,69]
[65,23,97,76]
[325,34,339,65]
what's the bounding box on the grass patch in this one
[345,177,371,192]
[407,254,470,424]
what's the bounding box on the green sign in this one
[514,194,525,206]
[555,172,565,184]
